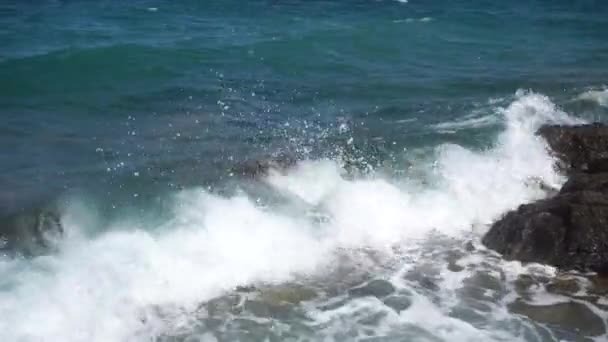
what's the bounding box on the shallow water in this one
[2,1,608,341]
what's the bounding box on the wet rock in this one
[204,294,242,317]
[449,307,487,326]
[383,295,412,313]
[513,274,540,296]
[348,279,396,298]
[589,274,608,296]
[445,249,466,272]
[447,261,465,272]
[482,191,608,274]
[420,277,440,292]
[464,241,475,252]
[243,299,292,319]
[508,300,606,336]
[357,311,387,326]
[235,285,257,293]
[546,277,580,295]
[538,123,608,174]
[560,172,608,194]
[259,285,318,305]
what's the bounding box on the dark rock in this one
[383,295,412,313]
[482,191,608,273]
[235,285,257,293]
[513,274,540,296]
[348,279,396,298]
[560,172,608,194]
[447,261,465,272]
[538,123,608,174]
[589,274,608,296]
[464,241,475,252]
[508,300,606,336]
[546,277,580,295]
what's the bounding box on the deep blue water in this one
[1,2,608,341]
[2,0,607,215]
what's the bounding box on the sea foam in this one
[0,92,586,341]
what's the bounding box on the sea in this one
[1,1,608,341]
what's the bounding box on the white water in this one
[0,92,592,341]
[578,88,608,107]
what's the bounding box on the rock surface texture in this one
[483,123,608,274]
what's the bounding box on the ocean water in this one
[2,1,608,341]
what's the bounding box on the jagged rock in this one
[483,191,608,274]
[538,123,608,173]
[483,123,608,273]
[560,172,608,194]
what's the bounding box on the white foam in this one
[0,91,586,341]
[431,113,499,131]
[578,88,608,107]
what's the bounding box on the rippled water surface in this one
[1,1,608,341]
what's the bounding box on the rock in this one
[348,279,396,298]
[484,124,608,273]
[508,300,605,336]
[560,172,608,194]
[383,295,412,313]
[259,285,318,305]
[235,285,257,293]
[447,261,465,272]
[546,277,580,295]
[513,274,540,296]
[243,299,292,319]
[589,274,608,296]
[538,123,608,173]
[482,191,608,274]
[464,241,475,252]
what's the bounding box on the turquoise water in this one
[1,1,608,341]
[2,0,607,212]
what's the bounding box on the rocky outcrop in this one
[483,123,608,274]
[538,123,608,173]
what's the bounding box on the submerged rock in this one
[508,300,605,337]
[348,279,396,299]
[258,285,318,305]
[383,295,412,313]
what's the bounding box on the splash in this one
[0,92,587,341]
[578,88,608,107]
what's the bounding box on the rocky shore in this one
[483,123,608,275]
